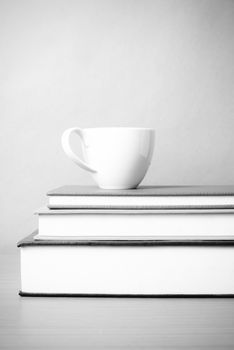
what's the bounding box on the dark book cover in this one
[17,231,234,248]
[47,185,234,197]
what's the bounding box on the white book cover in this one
[36,207,234,239]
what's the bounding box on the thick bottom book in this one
[18,232,234,296]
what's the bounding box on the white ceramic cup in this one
[61,127,155,189]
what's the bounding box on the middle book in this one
[35,207,234,240]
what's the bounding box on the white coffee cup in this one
[62,127,155,189]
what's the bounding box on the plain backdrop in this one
[1,0,234,253]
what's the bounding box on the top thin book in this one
[47,185,234,209]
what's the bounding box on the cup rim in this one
[82,127,154,131]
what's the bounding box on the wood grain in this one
[0,254,234,349]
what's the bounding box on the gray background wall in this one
[1,0,234,252]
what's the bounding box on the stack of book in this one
[18,185,234,296]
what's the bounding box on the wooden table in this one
[1,254,234,349]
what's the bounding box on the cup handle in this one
[61,127,97,173]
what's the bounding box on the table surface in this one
[1,254,234,349]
